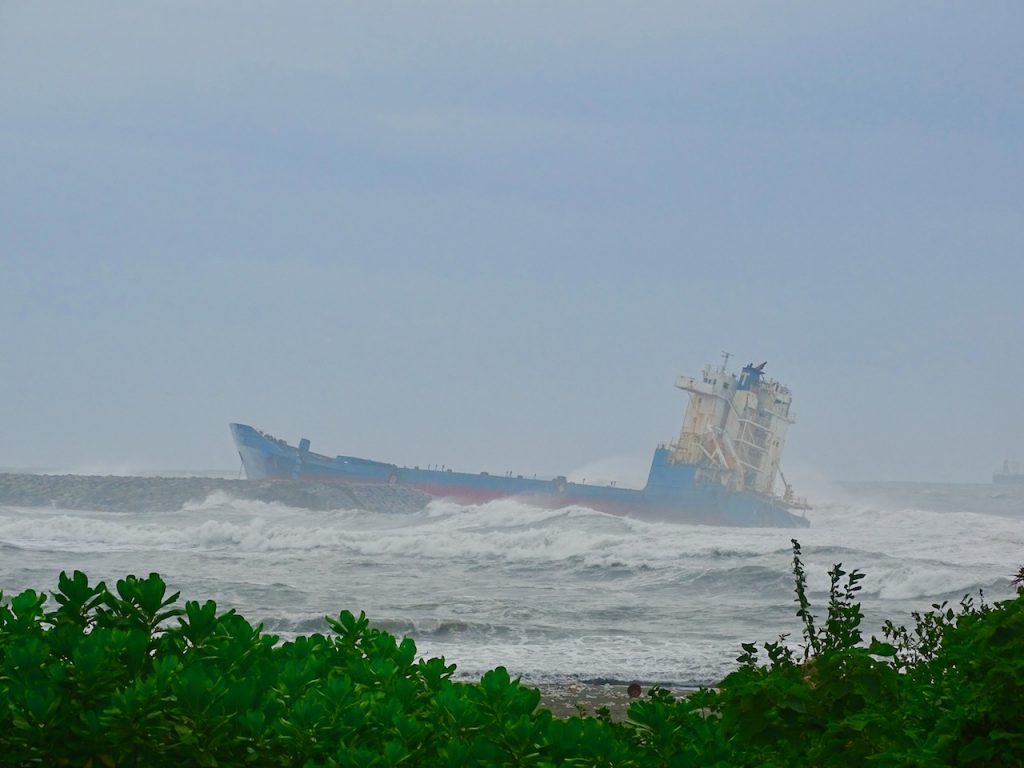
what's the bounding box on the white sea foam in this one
[416,633,742,687]
[2,480,1022,686]
[2,493,1018,578]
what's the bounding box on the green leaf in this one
[867,639,897,657]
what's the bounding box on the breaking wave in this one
[1,474,1022,686]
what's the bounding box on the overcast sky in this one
[2,2,1022,485]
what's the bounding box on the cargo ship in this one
[230,356,810,527]
[993,459,1024,484]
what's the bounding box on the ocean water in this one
[1,476,1022,689]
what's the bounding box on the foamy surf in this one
[1,475,1021,686]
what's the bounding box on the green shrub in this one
[1,541,1022,766]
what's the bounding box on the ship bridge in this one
[670,355,794,496]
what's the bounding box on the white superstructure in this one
[671,354,796,499]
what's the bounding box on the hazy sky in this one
[2,2,1022,485]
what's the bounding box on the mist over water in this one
[1,476,1021,688]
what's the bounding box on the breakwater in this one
[0,473,430,514]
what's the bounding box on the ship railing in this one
[734,435,769,453]
[753,488,811,511]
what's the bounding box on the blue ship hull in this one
[229,423,809,528]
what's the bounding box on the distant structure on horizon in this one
[993,459,1024,484]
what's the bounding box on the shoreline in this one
[528,681,693,719]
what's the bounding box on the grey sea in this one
[1,473,1022,692]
